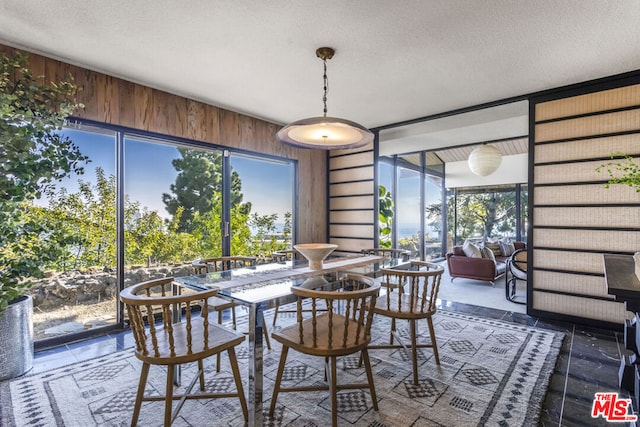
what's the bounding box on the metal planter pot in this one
[0,295,33,380]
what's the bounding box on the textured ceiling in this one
[1,1,639,154]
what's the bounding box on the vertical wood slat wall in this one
[328,143,376,254]
[1,44,327,243]
[531,82,640,325]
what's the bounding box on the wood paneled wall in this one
[530,81,640,325]
[328,144,376,254]
[1,44,327,243]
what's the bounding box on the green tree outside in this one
[0,51,85,311]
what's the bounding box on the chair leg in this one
[410,319,419,385]
[262,313,271,350]
[324,356,329,381]
[131,362,150,427]
[165,365,175,427]
[197,359,205,391]
[329,356,338,427]
[231,304,237,329]
[361,349,378,411]
[269,345,289,417]
[390,318,396,345]
[216,310,223,373]
[272,306,279,326]
[427,316,440,365]
[227,347,249,422]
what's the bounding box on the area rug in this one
[0,309,563,426]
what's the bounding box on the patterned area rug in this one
[0,309,563,426]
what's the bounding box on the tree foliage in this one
[29,164,292,274]
[162,148,250,232]
[378,185,394,248]
[434,190,517,244]
[0,51,84,312]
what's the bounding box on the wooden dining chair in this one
[120,277,248,427]
[369,260,444,385]
[271,249,300,263]
[192,256,271,371]
[269,274,380,427]
[192,256,258,330]
[270,249,302,326]
[361,247,411,292]
[361,247,411,262]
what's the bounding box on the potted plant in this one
[597,153,640,279]
[596,153,640,192]
[0,50,85,379]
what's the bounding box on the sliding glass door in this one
[123,137,224,268]
[29,126,117,341]
[21,122,297,346]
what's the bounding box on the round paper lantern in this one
[468,144,502,176]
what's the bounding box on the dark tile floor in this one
[31,299,628,426]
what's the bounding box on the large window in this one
[448,184,527,245]
[30,126,117,341]
[123,137,223,266]
[18,123,296,346]
[230,153,295,259]
[378,153,445,259]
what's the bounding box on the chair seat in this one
[207,295,236,310]
[272,314,371,357]
[136,319,245,365]
[511,268,527,280]
[374,294,435,320]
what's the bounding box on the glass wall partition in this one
[378,161,395,248]
[424,174,444,259]
[396,162,422,258]
[378,153,445,260]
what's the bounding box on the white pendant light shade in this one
[276,116,374,149]
[468,144,502,176]
[276,47,374,150]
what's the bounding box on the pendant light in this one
[468,144,502,176]
[276,47,374,150]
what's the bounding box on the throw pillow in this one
[479,245,496,263]
[462,240,482,258]
[499,240,516,257]
[484,241,502,257]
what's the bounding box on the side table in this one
[603,254,640,414]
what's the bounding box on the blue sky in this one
[51,129,293,223]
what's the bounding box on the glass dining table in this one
[174,254,404,426]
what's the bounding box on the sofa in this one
[446,241,526,285]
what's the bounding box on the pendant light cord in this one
[322,58,329,118]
